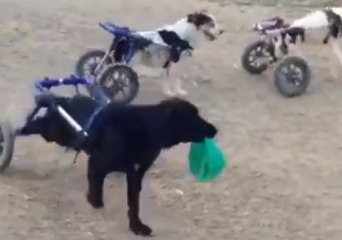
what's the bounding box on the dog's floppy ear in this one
[187,11,213,29]
[187,12,197,24]
[159,97,186,106]
[159,97,188,117]
[159,97,181,116]
[159,97,199,119]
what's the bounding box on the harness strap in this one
[72,105,106,163]
[84,105,106,132]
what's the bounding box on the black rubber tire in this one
[75,49,107,79]
[98,64,139,104]
[274,56,311,98]
[241,40,270,74]
[0,120,15,173]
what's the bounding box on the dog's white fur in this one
[274,8,342,79]
[127,11,222,96]
[290,10,330,29]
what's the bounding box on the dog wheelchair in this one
[75,22,173,104]
[0,75,111,172]
[241,17,311,97]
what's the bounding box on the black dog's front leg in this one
[126,168,152,236]
[87,156,106,208]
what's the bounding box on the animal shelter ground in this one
[1,0,342,239]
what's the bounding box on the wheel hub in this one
[103,71,129,97]
[249,46,271,66]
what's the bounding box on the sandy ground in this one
[1,0,342,239]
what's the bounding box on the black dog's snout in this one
[206,123,218,138]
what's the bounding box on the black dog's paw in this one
[130,222,153,236]
[86,192,104,209]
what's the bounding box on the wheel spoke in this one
[81,56,103,78]
[118,87,127,100]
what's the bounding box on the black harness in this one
[157,30,194,68]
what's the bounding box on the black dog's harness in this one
[84,105,106,132]
[71,104,106,162]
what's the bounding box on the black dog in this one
[19,95,218,236]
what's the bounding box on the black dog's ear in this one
[162,106,174,118]
[159,97,185,123]
[159,97,187,107]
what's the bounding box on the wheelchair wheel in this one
[75,49,110,79]
[98,64,139,104]
[0,120,15,173]
[274,56,311,97]
[241,40,274,74]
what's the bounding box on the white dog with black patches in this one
[274,7,342,78]
[127,11,223,96]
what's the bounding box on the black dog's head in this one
[159,97,217,147]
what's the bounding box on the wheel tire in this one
[75,50,107,79]
[0,120,15,173]
[274,56,311,98]
[98,64,139,104]
[241,40,270,74]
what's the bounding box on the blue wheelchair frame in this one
[98,21,153,64]
[89,21,154,78]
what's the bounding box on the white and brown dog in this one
[127,11,223,96]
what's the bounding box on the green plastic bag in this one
[188,138,228,182]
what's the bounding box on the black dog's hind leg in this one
[126,165,153,236]
[86,156,106,208]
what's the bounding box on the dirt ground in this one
[1,0,342,239]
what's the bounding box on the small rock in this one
[198,76,212,84]
[24,195,35,201]
[173,189,184,196]
[233,63,240,69]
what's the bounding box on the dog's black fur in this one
[187,11,214,29]
[323,9,342,44]
[277,27,306,55]
[158,30,194,68]
[19,95,217,236]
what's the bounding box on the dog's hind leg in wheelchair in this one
[17,93,88,151]
[16,93,58,136]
